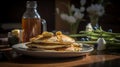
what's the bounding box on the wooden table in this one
[0,36,120,67]
[0,47,120,67]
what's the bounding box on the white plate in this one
[12,42,94,58]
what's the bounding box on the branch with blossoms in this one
[85,0,110,30]
[86,3,105,28]
[56,0,109,34]
[56,0,86,34]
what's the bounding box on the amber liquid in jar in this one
[22,18,41,42]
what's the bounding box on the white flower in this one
[66,16,77,23]
[74,11,84,20]
[80,0,86,6]
[71,4,84,12]
[57,0,86,31]
[80,6,85,12]
[60,13,68,21]
[87,4,105,16]
[56,8,60,14]
[70,4,76,12]
[74,8,80,12]
[60,14,76,23]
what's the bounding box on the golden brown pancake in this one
[26,31,82,52]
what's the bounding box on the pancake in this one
[26,42,70,49]
[26,31,83,52]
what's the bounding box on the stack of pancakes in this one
[26,31,83,52]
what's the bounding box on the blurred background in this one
[0,0,120,35]
[0,0,55,34]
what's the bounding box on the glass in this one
[22,1,47,42]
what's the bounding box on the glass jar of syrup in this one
[22,1,47,42]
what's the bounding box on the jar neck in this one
[23,8,40,18]
[25,1,38,14]
[26,8,37,12]
[26,1,37,8]
[22,1,40,18]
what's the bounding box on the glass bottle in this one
[22,1,41,42]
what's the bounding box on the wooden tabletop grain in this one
[0,48,120,67]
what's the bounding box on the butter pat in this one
[97,38,106,50]
[85,23,93,32]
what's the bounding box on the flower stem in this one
[70,20,80,34]
[90,16,99,27]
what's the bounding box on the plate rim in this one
[12,42,94,57]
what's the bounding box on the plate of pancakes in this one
[12,31,94,58]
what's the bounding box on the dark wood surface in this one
[0,45,120,67]
[0,34,120,67]
[0,29,120,67]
